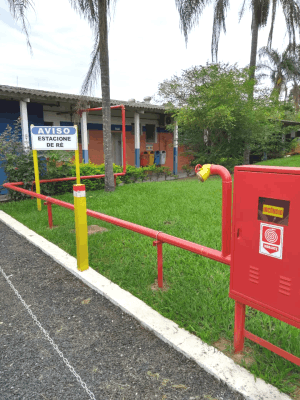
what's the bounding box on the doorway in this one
[112,132,122,166]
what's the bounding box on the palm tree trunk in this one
[249,13,259,78]
[293,81,300,112]
[99,0,115,192]
[243,11,259,165]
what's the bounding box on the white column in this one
[173,120,178,175]
[81,112,89,164]
[134,112,140,168]
[19,99,30,153]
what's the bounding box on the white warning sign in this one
[31,126,78,151]
[259,223,284,259]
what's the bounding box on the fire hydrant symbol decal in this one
[259,223,284,259]
[264,228,279,244]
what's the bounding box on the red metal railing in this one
[4,165,232,289]
[5,166,300,368]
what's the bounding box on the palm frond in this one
[175,0,208,44]
[7,0,35,53]
[238,0,247,22]
[68,0,98,29]
[258,46,281,67]
[211,0,230,62]
[280,0,300,51]
[80,31,101,96]
[70,0,118,96]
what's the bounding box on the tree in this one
[175,0,300,163]
[70,0,116,192]
[286,44,300,112]
[158,64,293,167]
[257,45,300,102]
[6,0,116,192]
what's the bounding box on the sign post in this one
[73,184,89,271]
[74,125,80,184]
[30,125,80,210]
[32,148,42,211]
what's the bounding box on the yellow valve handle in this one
[196,164,211,182]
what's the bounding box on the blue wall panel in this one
[0,100,20,194]
[0,100,21,141]
[0,101,44,195]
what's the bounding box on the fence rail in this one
[4,165,232,287]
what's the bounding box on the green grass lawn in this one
[256,154,300,167]
[1,168,300,397]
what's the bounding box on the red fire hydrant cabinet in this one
[230,165,300,365]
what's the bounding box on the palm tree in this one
[257,45,300,102]
[7,0,116,192]
[175,0,300,163]
[70,0,116,192]
[287,44,300,112]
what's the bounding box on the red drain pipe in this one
[209,165,232,258]
[79,104,127,175]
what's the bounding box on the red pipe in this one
[209,165,232,257]
[80,105,124,113]
[4,183,74,211]
[121,105,126,173]
[4,181,231,266]
[86,208,230,265]
[32,172,126,185]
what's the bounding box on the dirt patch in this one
[87,225,109,235]
[293,386,300,400]
[151,279,170,292]
[213,338,255,367]
[70,225,109,235]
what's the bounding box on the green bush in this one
[119,165,173,183]
[192,153,243,174]
[0,119,48,200]
[44,161,124,195]
[217,157,243,173]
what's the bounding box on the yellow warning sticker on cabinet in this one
[262,205,284,218]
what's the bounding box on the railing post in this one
[153,240,163,288]
[234,301,246,353]
[44,201,53,229]
[73,184,89,272]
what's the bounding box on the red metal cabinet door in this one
[230,168,300,328]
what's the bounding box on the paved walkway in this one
[0,219,245,400]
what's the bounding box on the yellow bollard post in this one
[32,149,41,211]
[74,125,80,184]
[73,184,89,271]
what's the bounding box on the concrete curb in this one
[0,210,292,400]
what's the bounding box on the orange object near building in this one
[140,152,149,167]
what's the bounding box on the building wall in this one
[0,99,193,196]
[79,128,193,171]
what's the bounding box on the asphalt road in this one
[0,220,246,400]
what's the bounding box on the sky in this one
[0,0,291,103]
